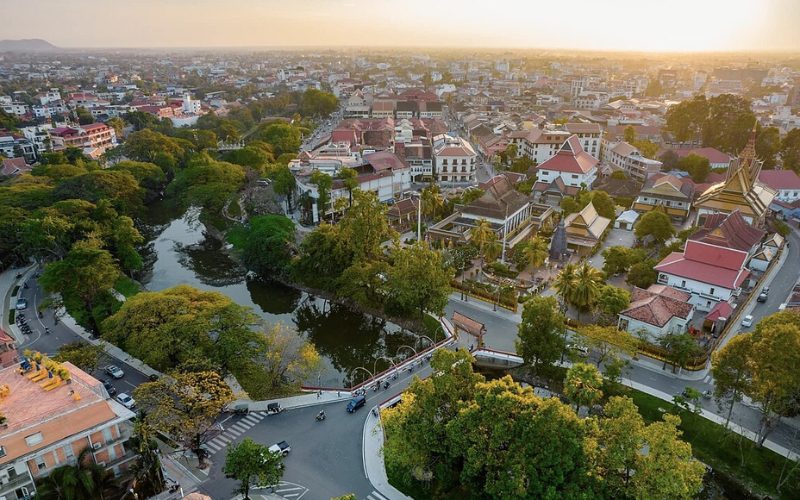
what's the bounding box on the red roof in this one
[535,135,598,175]
[683,240,748,270]
[690,210,765,252]
[705,301,733,322]
[674,147,731,165]
[622,286,694,327]
[655,248,750,290]
[758,170,800,191]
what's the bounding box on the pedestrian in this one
[337,390,340,397]
[316,391,320,399]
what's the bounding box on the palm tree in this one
[524,236,549,269]
[421,185,445,220]
[35,447,119,500]
[553,262,578,309]
[571,262,604,312]
[470,219,497,282]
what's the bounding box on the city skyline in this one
[4,0,800,53]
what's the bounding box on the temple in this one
[693,125,776,227]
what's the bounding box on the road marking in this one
[367,493,389,500]
[276,486,303,493]
[243,414,261,424]
[230,422,250,432]
[227,429,243,438]
[205,442,222,453]
[282,494,300,499]
[121,380,137,389]
[216,435,232,444]
[703,374,711,383]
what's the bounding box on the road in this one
[13,271,151,396]
[199,364,433,500]
[444,227,800,453]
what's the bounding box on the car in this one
[15,298,27,310]
[226,403,249,415]
[268,440,291,457]
[566,343,589,357]
[116,393,136,409]
[346,395,366,413]
[741,314,754,327]
[757,287,769,302]
[105,365,124,379]
[102,379,117,396]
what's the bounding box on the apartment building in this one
[565,123,602,157]
[432,134,478,183]
[48,123,116,152]
[0,358,136,500]
[603,141,663,182]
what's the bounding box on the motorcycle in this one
[44,327,50,335]
[315,411,326,421]
[383,381,390,390]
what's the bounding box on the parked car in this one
[346,395,366,413]
[102,379,117,396]
[567,343,589,357]
[757,287,769,303]
[227,403,249,415]
[741,315,754,327]
[105,365,125,379]
[116,393,136,409]
[15,298,27,310]
[268,440,291,457]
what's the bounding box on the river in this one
[138,202,422,388]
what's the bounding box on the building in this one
[508,129,570,165]
[563,202,610,255]
[690,210,765,257]
[432,134,477,183]
[757,170,800,203]
[614,209,640,230]
[0,328,17,368]
[48,124,116,152]
[1,157,32,177]
[0,357,136,500]
[565,122,602,157]
[427,176,554,251]
[632,174,695,220]
[618,285,695,342]
[654,239,750,312]
[672,147,731,170]
[603,141,663,182]
[694,129,775,227]
[530,135,599,190]
[0,135,37,163]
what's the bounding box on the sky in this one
[4,0,800,52]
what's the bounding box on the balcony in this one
[0,471,35,499]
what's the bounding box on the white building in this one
[757,170,800,203]
[432,134,477,183]
[603,141,663,182]
[618,285,695,342]
[565,123,602,157]
[182,95,202,115]
[508,129,570,165]
[533,135,599,189]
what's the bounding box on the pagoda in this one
[694,125,776,228]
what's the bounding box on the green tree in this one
[588,396,645,496]
[633,139,660,159]
[756,125,781,169]
[564,362,604,411]
[299,89,338,117]
[270,165,297,212]
[624,125,636,144]
[780,128,800,173]
[221,145,274,171]
[337,190,396,262]
[255,122,302,155]
[553,262,578,309]
[291,224,354,290]
[627,259,658,288]
[523,236,549,269]
[597,285,631,321]
[40,240,120,332]
[470,219,497,281]
[421,184,445,220]
[54,342,103,374]
[578,325,639,368]
[169,155,246,216]
[75,106,94,125]
[310,170,332,219]
[54,170,143,215]
[702,94,756,154]
[515,296,566,377]
[658,332,702,373]
[571,262,604,312]
[385,244,453,318]
[229,215,295,276]
[110,160,166,203]
[602,246,646,277]
[631,414,705,500]
[120,128,188,168]
[711,334,752,429]
[128,422,166,499]
[635,210,674,244]
[338,167,359,207]
[224,438,285,499]
[34,446,118,500]
[665,95,709,143]
[135,371,234,466]
[677,153,711,183]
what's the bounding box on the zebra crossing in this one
[364,491,390,500]
[204,412,266,454]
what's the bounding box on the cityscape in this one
[2,1,800,499]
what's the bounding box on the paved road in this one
[199,363,433,500]
[14,272,151,396]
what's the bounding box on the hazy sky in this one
[5,0,799,52]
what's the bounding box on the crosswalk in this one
[271,481,309,499]
[365,491,390,500]
[204,412,266,454]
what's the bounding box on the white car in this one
[741,315,754,327]
[268,441,291,457]
[105,365,125,379]
[116,393,136,409]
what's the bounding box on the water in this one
[139,202,422,388]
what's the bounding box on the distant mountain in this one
[0,39,58,52]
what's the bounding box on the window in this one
[36,457,46,471]
[681,280,686,288]
[709,287,715,295]
[0,446,5,458]
[571,174,579,179]
[25,432,43,447]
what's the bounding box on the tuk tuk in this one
[230,403,249,415]
[267,402,283,415]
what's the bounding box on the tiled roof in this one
[622,285,694,327]
[535,135,598,175]
[655,247,750,290]
[690,210,765,252]
[758,170,800,191]
[673,147,732,164]
[565,122,601,134]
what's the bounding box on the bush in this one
[487,261,518,278]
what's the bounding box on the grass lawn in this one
[629,389,800,499]
[114,276,140,298]
[422,313,446,344]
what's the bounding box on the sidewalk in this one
[363,407,412,500]
[230,390,351,413]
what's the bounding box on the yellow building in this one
[564,201,610,255]
[694,128,776,227]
